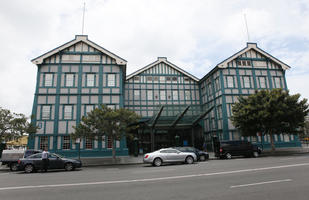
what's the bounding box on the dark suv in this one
[214,140,262,159]
[174,147,209,161]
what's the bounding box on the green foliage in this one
[231,89,309,151]
[72,105,140,159]
[0,107,37,142]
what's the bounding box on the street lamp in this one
[75,138,81,160]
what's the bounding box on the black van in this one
[214,140,262,159]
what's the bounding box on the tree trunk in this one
[269,131,276,152]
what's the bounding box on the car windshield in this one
[27,153,42,158]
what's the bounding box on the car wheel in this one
[225,153,232,159]
[252,151,259,158]
[199,155,206,161]
[10,163,19,171]
[153,158,162,167]
[24,164,34,173]
[65,163,74,171]
[185,156,194,164]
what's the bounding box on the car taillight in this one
[219,148,223,152]
[144,155,149,159]
[18,160,21,164]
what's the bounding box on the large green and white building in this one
[28,35,301,157]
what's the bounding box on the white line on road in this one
[0,162,308,191]
[230,179,292,188]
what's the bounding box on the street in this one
[0,154,309,200]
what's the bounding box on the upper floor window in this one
[134,90,140,99]
[65,74,74,87]
[215,78,220,91]
[147,90,153,100]
[259,77,266,88]
[274,77,282,88]
[185,90,191,100]
[64,105,73,120]
[160,76,165,83]
[85,105,94,115]
[243,76,250,88]
[44,73,53,87]
[184,77,190,83]
[86,74,95,87]
[172,90,178,100]
[160,90,166,100]
[107,74,116,87]
[172,76,177,83]
[42,105,51,119]
[107,104,116,110]
[227,76,234,88]
[134,76,140,82]
[237,60,251,66]
[146,76,153,83]
[153,76,159,82]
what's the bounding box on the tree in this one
[0,107,37,143]
[72,105,140,160]
[231,89,309,151]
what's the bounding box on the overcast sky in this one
[0,0,308,116]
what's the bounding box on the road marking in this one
[0,162,308,191]
[230,179,292,188]
[133,168,176,174]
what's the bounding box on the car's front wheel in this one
[24,164,34,173]
[65,163,74,171]
[185,156,194,164]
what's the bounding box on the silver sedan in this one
[143,148,197,167]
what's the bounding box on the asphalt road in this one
[0,154,309,200]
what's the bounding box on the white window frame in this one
[65,74,74,87]
[259,77,266,88]
[227,76,234,88]
[42,105,51,119]
[160,76,165,83]
[147,90,153,100]
[107,74,116,87]
[274,77,281,88]
[86,74,95,87]
[172,90,178,100]
[160,90,166,100]
[134,90,140,99]
[185,90,191,100]
[62,136,71,150]
[44,73,53,87]
[243,76,250,88]
[64,105,73,120]
[85,105,94,115]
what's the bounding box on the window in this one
[215,78,220,91]
[172,90,178,100]
[247,61,251,66]
[65,74,74,87]
[64,105,73,119]
[185,90,190,100]
[86,74,95,87]
[227,76,234,88]
[134,76,140,82]
[153,76,159,82]
[274,77,281,88]
[44,73,53,87]
[42,105,51,119]
[207,83,212,94]
[40,136,48,150]
[134,90,140,99]
[237,60,251,66]
[166,76,171,82]
[62,136,70,150]
[107,104,116,110]
[259,77,266,88]
[147,90,153,100]
[184,77,190,83]
[85,105,94,115]
[172,76,177,83]
[243,76,250,88]
[107,136,112,149]
[160,90,166,100]
[85,137,93,149]
[146,76,152,83]
[107,74,116,87]
[160,76,165,83]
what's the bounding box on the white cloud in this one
[0,0,309,115]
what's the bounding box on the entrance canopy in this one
[142,105,214,129]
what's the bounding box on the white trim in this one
[126,57,199,82]
[217,43,290,70]
[32,35,127,65]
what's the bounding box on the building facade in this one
[28,36,301,157]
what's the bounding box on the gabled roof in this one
[31,35,127,65]
[126,57,199,81]
[217,43,290,70]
